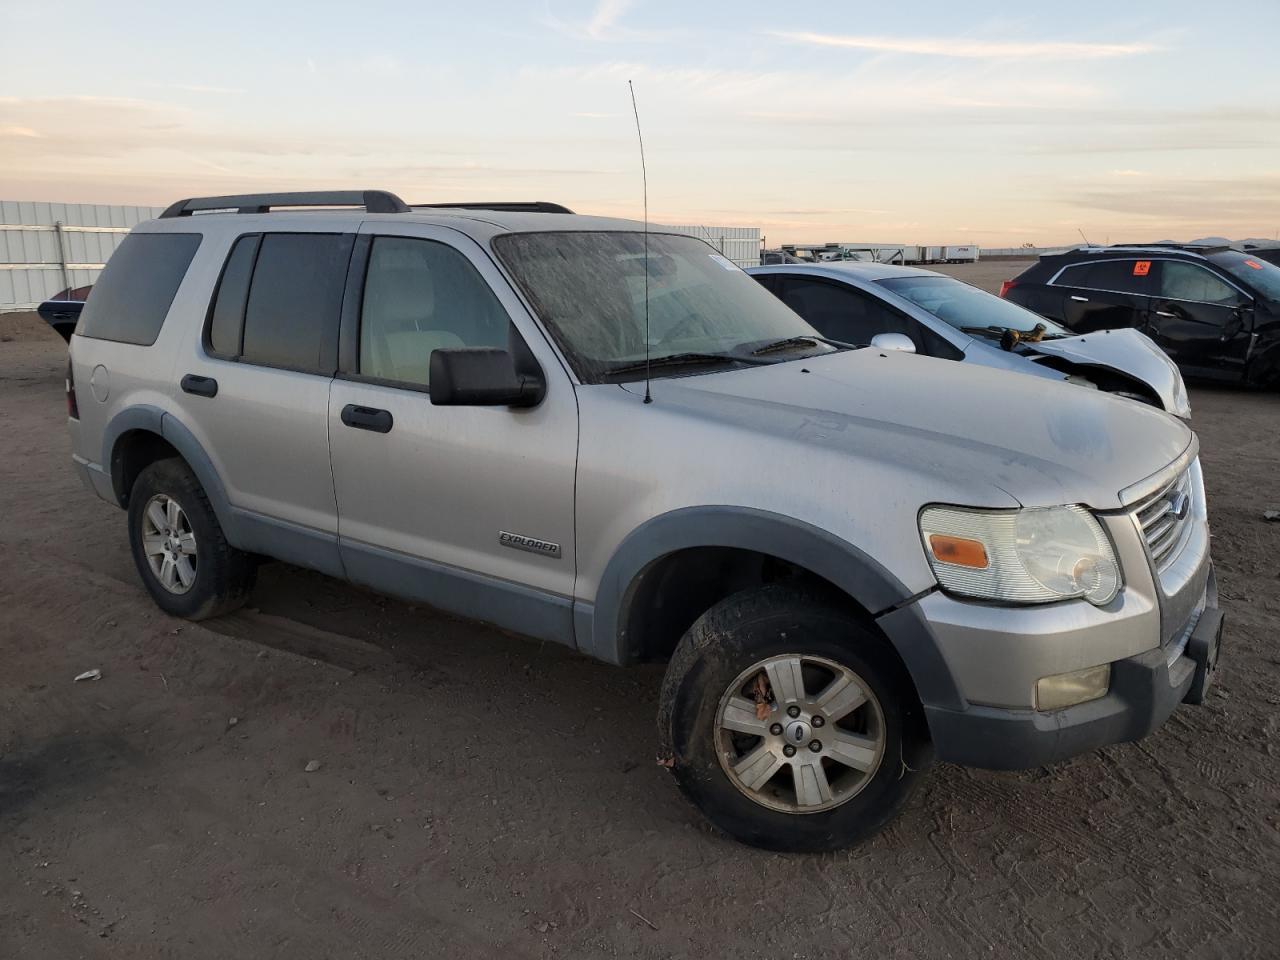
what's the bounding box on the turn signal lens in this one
[928,534,989,569]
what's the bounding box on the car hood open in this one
[639,348,1193,511]
[1023,328,1189,418]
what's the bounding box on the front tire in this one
[127,458,256,620]
[657,585,931,852]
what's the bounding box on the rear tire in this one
[657,584,931,852]
[127,458,256,620]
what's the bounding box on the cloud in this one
[768,31,1159,60]
[168,84,244,95]
[1062,173,1280,231]
[586,0,633,39]
[542,0,680,42]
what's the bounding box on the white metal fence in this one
[661,224,761,267]
[0,201,164,311]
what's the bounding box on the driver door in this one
[1148,260,1254,381]
[326,222,579,644]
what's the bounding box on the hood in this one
[1025,328,1190,418]
[639,348,1194,511]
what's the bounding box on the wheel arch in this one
[585,506,960,709]
[103,406,235,537]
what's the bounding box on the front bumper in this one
[925,602,1222,769]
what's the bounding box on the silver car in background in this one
[748,262,1191,418]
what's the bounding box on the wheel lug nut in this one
[812,716,825,728]
[809,740,822,753]
[782,744,797,758]
[787,705,801,718]
[769,723,783,736]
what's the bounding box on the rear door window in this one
[1053,260,1152,295]
[237,233,352,372]
[205,234,260,357]
[76,232,201,345]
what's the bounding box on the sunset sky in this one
[3,0,1278,245]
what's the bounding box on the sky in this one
[2,0,1278,246]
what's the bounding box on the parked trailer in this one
[920,246,943,264]
[943,244,979,264]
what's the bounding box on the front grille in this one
[1137,469,1194,572]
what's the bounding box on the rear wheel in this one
[657,584,931,852]
[127,458,255,619]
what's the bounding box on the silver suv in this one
[67,190,1224,852]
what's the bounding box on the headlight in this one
[920,505,1121,606]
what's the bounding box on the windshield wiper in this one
[604,352,773,378]
[749,335,854,356]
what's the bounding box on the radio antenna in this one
[628,80,652,404]
[1077,227,1092,247]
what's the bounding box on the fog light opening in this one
[1035,663,1111,711]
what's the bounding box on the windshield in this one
[878,275,1070,339]
[1212,251,1280,301]
[493,231,833,382]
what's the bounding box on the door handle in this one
[180,374,218,398]
[340,404,393,434]
[1154,310,1177,318]
[1070,295,1089,303]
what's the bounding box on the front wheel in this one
[657,585,931,852]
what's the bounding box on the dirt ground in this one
[2,284,1279,958]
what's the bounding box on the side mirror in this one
[870,332,916,354]
[429,348,545,407]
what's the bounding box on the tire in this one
[657,584,931,853]
[127,457,256,620]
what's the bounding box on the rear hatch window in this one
[77,232,201,345]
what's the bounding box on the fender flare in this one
[587,506,961,709]
[102,405,236,538]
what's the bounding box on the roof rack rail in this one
[413,201,575,214]
[1109,241,1229,253]
[159,190,410,218]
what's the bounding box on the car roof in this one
[1044,244,1225,263]
[137,206,651,242]
[746,261,943,282]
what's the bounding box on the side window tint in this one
[241,234,352,372]
[76,233,201,345]
[776,277,960,357]
[1159,262,1242,305]
[1056,260,1149,295]
[206,235,260,356]
[359,237,511,387]
[777,278,874,342]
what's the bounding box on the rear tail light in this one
[998,280,1017,298]
[66,357,79,419]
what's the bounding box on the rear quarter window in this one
[76,232,202,345]
[1053,259,1151,295]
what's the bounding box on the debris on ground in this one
[1264,509,1280,522]
[629,908,659,931]
[303,760,322,772]
[74,668,102,682]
